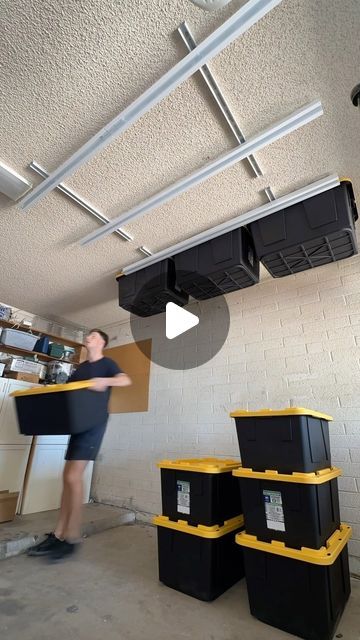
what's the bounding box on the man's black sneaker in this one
[49,540,79,563]
[27,533,60,557]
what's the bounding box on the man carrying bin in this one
[28,328,132,562]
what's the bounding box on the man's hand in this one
[90,378,110,392]
[90,373,132,391]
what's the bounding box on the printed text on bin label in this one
[263,489,285,532]
[177,480,190,515]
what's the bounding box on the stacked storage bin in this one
[230,408,352,640]
[11,381,99,435]
[153,458,245,601]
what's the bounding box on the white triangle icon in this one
[166,302,199,340]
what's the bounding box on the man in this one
[28,328,132,562]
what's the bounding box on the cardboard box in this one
[6,371,40,383]
[0,490,19,523]
[6,358,43,375]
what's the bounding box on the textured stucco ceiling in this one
[1,0,359,327]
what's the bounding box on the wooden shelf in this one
[0,320,87,365]
[0,344,75,364]
[0,319,84,348]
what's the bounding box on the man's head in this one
[85,329,109,351]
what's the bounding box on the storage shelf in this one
[0,344,75,364]
[0,319,84,348]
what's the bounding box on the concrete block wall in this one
[92,256,360,574]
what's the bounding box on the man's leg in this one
[54,470,71,540]
[27,461,84,556]
[57,460,88,541]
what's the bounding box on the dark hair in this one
[89,329,109,348]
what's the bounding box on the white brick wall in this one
[92,257,360,574]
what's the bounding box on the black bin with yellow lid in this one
[236,524,352,640]
[157,457,241,526]
[154,514,245,601]
[230,408,332,473]
[10,381,102,436]
[233,466,341,550]
[173,227,259,300]
[116,258,188,317]
[248,180,358,278]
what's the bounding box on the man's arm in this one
[91,373,132,392]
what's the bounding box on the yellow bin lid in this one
[153,514,244,538]
[157,457,241,474]
[236,524,352,565]
[232,466,342,484]
[230,407,333,421]
[10,380,93,398]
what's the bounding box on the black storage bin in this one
[231,408,332,473]
[154,514,245,601]
[249,181,358,278]
[11,381,104,435]
[173,228,259,300]
[158,458,241,526]
[233,467,341,549]
[236,524,352,640]
[117,258,188,317]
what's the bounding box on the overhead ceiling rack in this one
[121,175,340,275]
[19,0,283,211]
[177,20,267,185]
[79,100,323,246]
[28,161,133,242]
[0,161,32,201]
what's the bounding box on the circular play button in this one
[129,271,230,370]
[165,302,199,340]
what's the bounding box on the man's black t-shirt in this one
[69,357,123,421]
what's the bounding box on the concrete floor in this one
[0,524,359,640]
[0,504,134,559]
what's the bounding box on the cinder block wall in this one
[93,256,360,574]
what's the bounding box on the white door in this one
[21,445,94,514]
[0,380,35,445]
[21,444,67,514]
[0,444,31,494]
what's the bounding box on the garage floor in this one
[0,524,359,640]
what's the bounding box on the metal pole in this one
[178,21,275,202]
[28,161,133,242]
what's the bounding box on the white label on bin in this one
[177,480,190,515]
[263,489,285,532]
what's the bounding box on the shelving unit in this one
[0,319,86,365]
[0,344,75,364]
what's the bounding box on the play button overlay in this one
[166,303,199,340]
[129,270,230,370]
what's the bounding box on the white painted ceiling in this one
[1,0,359,327]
